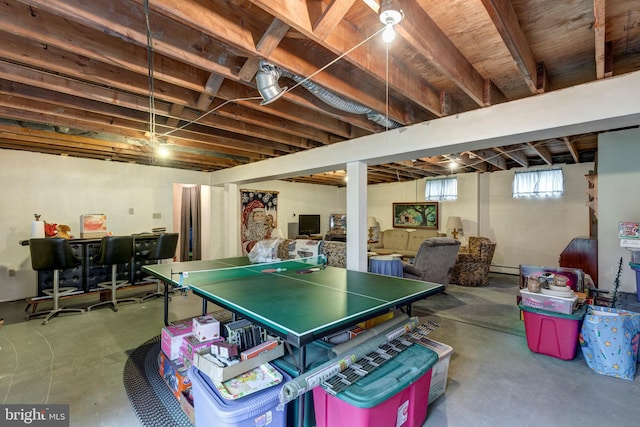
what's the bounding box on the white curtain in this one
[425,177,458,201]
[513,168,564,198]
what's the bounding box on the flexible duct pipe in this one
[256,61,402,128]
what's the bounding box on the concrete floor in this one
[0,278,639,427]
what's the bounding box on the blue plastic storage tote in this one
[189,364,290,427]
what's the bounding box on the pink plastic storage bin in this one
[313,344,437,427]
[520,303,586,360]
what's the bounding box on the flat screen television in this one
[298,214,321,236]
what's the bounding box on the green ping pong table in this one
[143,256,444,427]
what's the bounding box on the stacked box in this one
[181,334,224,364]
[159,351,192,400]
[193,315,221,341]
[161,320,194,361]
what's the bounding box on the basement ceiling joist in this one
[0,0,637,186]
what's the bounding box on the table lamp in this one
[367,216,378,241]
[446,216,463,240]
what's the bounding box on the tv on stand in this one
[298,214,321,237]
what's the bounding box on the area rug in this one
[123,336,193,427]
[412,273,525,336]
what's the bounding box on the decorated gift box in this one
[193,315,220,342]
[162,319,194,361]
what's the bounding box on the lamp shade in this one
[367,216,378,228]
[446,216,463,230]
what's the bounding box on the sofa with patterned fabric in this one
[449,237,496,286]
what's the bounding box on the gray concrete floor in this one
[0,278,639,427]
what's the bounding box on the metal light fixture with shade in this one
[446,216,463,240]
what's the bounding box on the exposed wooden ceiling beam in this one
[470,149,507,170]
[563,136,580,163]
[399,0,506,107]
[527,141,553,165]
[594,0,606,79]
[238,18,290,83]
[480,0,546,94]
[494,145,528,167]
[248,0,443,119]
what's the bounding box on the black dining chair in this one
[28,238,85,325]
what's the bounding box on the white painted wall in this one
[598,127,640,294]
[367,164,593,275]
[1,128,636,301]
[0,150,210,301]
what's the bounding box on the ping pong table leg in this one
[163,281,170,326]
[296,346,307,427]
[202,298,208,316]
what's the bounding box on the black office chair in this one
[87,236,139,312]
[27,238,85,325]
[138,233,179,301]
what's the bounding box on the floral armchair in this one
[449,237,496,287]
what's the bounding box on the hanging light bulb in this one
[379,1,404,44]
[382,24,396,43]
[157,143,170,158]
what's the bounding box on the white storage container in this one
[519,289,577,315]
[417,338,453,404]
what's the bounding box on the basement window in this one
[512,168,564,198]
[425,177,457,201]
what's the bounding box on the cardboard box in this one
[162,320,194,361]
[182,334,223,363]
[80,214,107,233]
[159,351,192,400]
[194,342,284,382]
[180,389,195,425]
[193,315,221,342]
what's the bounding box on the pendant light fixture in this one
[379,0,404,43]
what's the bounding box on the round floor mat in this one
[123,336,193,427]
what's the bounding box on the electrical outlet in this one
[152,213,162,219]
[8,269,16,277]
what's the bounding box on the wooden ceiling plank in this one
[471,149,506,170]
[248,0,443,119]
[480,0,540,94]
[141,0,411,123]
[195,74,225,110]
[312,0,357,41]
[17,0,376,136]
[594,0,606,79]
[494,146,529,167]
[563,136,580,163]
[399,0,490,107]
[0,77,303,154]
[166,104,185,127]
[238,18,291,82]
[527,141,553,165]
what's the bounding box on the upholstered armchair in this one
[450,237,496,287]
[321,241,346,268]
[402,237,461,288]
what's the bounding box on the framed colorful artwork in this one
[392,202,439,229]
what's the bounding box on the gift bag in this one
[579,305,640,380]
[248,237,282,263]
